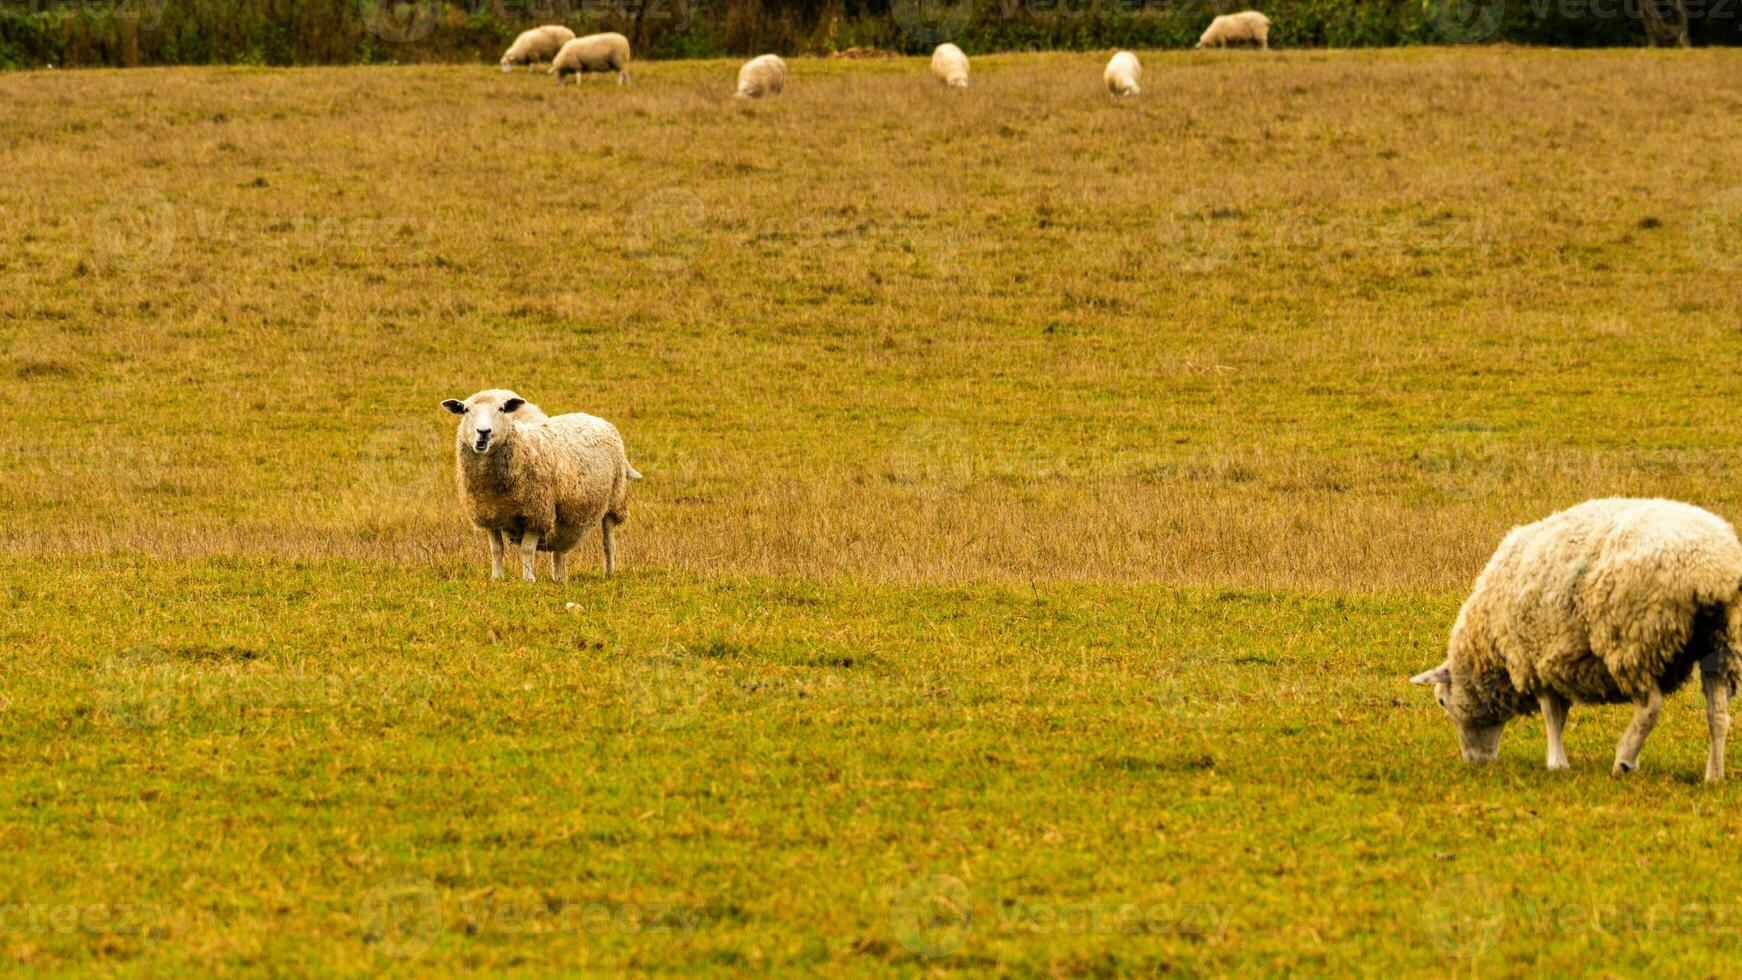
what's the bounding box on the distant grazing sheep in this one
[1412,498,1742,781]
[500,25,575,72]
[441,389,642,582]
[1197,11,1271,49]
[551,32,631,86]
[735,54,787,99]
[931,44,969,88]
[1104,51,1141,97]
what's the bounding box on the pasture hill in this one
[3,28,1742,980]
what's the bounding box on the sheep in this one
[500,25,576,72]
[931,43,969,88]
[735,54,787,100]
[1103,51,1141,97]
[550,32,631,86]
[1196,11,1271,50]
[441,389,642,582]
[1411,498,1742,782]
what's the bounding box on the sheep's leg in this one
[552,550,569,584]
[601,516,619,578]
[1703,654,1731,782]
[487,529,505,580]
[1539,692,1570,771]
[618,70,628,86]
[519,530,541,583]
[1613,686,1664,775]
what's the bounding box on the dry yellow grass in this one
[4,50,1742,589]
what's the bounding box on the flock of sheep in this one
[468,18,1741,785]
[497,11,1273,99]
[435,384,1742,786]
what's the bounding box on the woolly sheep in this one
[735,54,787,100]
[931,43,969,88]
[500,25,575,72]
[551,32,631,86]
[1103,51,1141,97]
[441,389,642,582]
[1196,11,1271,49]
[1411,498,1742,782]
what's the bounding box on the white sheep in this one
[441,389,642,582]
[551,32,631,86]
[1412,498,1742,781]
[931,43,969,88]
[1196,11,1271,49]
[500,25,576,72]
[1103,51,1141,97]
[735,54,787,99]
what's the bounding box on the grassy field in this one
[4,48,1742,974]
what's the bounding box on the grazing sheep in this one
[551,32,631,86]
[500,25,576,72]
[1411,498,1742,782]
[1196,11,1271,49]
[931,43,969,88]
[1103,51,1141,97]
[441,389,642,582]
[735,54,787,99]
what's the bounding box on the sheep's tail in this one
[627,464,643,481]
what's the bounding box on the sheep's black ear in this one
[441,399,466,414]
[502,398,525,412]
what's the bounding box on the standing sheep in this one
[1411,498,1742,782]
[500,25,576,72]
[1103,51,1141,97]
[551,32,631,86]
[735,54,787,99]
[1196,11,1271,49]
[441,389,642,582]
[931,43,969,89]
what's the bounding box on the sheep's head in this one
[500,58,514,73]
[442,389,532,455]
[1411,661,1508,763]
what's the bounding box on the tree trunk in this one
[1642,0,1691,47]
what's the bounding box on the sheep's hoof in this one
[1612,760,1636,775]
[1546,760,1569,771]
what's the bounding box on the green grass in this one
[5,49,1742,973]
[8,558,1742,973]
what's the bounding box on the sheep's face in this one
[1411,663,1507,763]
[442,389,531,455]
[500,59,514,72]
